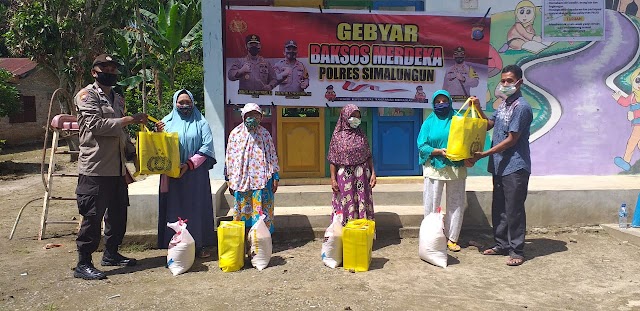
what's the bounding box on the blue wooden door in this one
[372,108,422,176]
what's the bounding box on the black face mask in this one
[286,52,297,60]
[434,102,451,117]
[249,46,260,56]
[454,57,465,64]
[177,106,193,116]
[95,72,118,86]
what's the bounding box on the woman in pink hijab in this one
[327,104,376,225]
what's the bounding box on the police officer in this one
[442,46,479,98]
[414,85,426,103]
[227,34,277,92]
[273,40,309,93]
[73,54,147,280]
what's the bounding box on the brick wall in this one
[0,68,60,145]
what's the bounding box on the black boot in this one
[74,252,107,280]
[101,248,137,267]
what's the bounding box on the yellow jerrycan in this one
[342,219,375,272]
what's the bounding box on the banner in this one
[225,7,490,107]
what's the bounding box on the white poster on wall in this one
[543,0,605,41]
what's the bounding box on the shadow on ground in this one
[104,255,166,276]
[524,238,568,260]
[0,161,51,180]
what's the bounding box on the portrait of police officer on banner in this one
[227,34,277,93]
[442,46,480,102]
[273,40,310,95]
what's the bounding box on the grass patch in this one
[119,242,153,253]
[44,303,58,311]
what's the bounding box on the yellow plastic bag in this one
[446,98,488,161]
[135,121,180,178]
[218,221,245,272]
[343,219,375,272]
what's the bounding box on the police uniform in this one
[442,47,479,98]
[74,56,136,275]
[274,60,309,92]
[227,34,277,91]
[273,40,309,92]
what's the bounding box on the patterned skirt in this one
[233,177,275,233]
[331,162,375,226]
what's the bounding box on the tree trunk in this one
[154,68,162,108]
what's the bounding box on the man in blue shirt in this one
[471,64,533,266]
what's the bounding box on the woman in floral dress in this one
[327,104,376,225]
[225,103,280,233]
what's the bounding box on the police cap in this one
[246,34,261,44]
[92,54,121,73]
[285,40,297,48]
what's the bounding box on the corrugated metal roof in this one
[0,58,38,77]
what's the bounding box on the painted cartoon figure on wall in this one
[325,85,336,102]
[612,67,640,171]
[498,0,554,54]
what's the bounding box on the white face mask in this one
[347,117,361,128]
[498,81,520,96]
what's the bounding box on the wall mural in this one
[467,0,640,176]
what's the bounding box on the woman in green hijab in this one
[417,89,472,252]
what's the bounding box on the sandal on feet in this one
[447,241,461,252]
[198,248,211,258]
[506,256,525,266]
[482,247,506,255]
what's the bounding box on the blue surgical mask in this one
[244,117,259,130]
[434,102,451,116]
[499,83,518,97]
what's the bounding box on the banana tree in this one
[135,0,202,106]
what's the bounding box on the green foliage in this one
[4,0,158,97]
[117,0,203,118]
[0,2,11,57]
[174,60,204,113]
[136,0,202,87]
[0,69,20,118]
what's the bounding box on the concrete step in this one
[127,175,640,238]
[221,184,426,208]
[218,205,428,241]
[221,205,425,230]
[601,224,640,248]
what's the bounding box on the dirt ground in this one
[2,144,640,311]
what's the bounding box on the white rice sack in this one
[418,212,448,268]
[249,215,272,271]
[167,218,196,276]
[321,214,344,268]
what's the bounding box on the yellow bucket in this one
[218,221,245,272]
[342,219,375,272]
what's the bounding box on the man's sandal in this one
[447,241,461,252]
[482,247,506,255]
[506,256,525,266]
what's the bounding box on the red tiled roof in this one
[0,58,38,77]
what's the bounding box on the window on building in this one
[9,96,37,123]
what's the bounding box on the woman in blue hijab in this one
[417,90,472,252]
[155,89,216,257]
